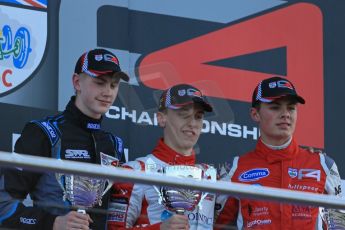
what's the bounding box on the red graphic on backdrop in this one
[138,3,324,148]
[2,69,13,87]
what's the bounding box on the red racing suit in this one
[107,138,217,229]
[216,138,342,230]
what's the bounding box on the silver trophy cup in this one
[56,174,110,213]
[159,185,202,215]
[56,152,118,213]
[156,164,216,215]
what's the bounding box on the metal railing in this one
[0,151,345,209]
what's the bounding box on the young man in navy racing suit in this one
[0,48,129,230]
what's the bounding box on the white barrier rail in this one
[1,151,345,209]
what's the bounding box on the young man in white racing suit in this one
[107,84,217,230]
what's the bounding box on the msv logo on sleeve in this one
[239,168,270,182]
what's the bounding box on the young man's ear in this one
[157,111,167,128]
[250,107,260,122]
[72,73,81,92]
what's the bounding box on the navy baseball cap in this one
[159,84,213,112]
[252,76,305,107]
[74,48,129,82]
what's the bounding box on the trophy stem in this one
[175,209,185,215]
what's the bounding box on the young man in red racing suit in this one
[107,84,217,230]
[215,76,342,230]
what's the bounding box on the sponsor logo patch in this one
[288,183,319,192]
[292,205,312,219]
[108,211,126,222]
[335,185,342,195]
[277,80,293,89]
[65,149,90,159]
[288,168,298,178]
[86,123,100,130]
[188,212,213,226]
[239,168,269,182]
[268,82,277,88]
[42,122,56,138]
[104,53,119,65]
[95,54,103,61]
[20,217,36,225]
[108,202,128,222]
[330,167,339,177]
[100,152,119,167]
[247,219,272,228]
[178,89,186,96]
[250,206,269,217]
[298,169,321,181]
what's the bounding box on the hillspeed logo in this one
[0,1,48,96]
[239,168,270,182]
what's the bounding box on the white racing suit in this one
[107,138,217,230]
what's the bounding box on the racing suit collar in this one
[152,138,196,165]
[256,137,298,163]
[65,96,102,132]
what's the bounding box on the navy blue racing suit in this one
[0,96,124,229]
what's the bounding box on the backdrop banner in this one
[1,0,344,176]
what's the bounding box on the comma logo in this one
[239,168,270,182]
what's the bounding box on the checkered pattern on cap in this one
[80,51,97,78]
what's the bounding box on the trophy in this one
[56,152,118,213]
[320,207,345,229]
[155,164,216,218]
